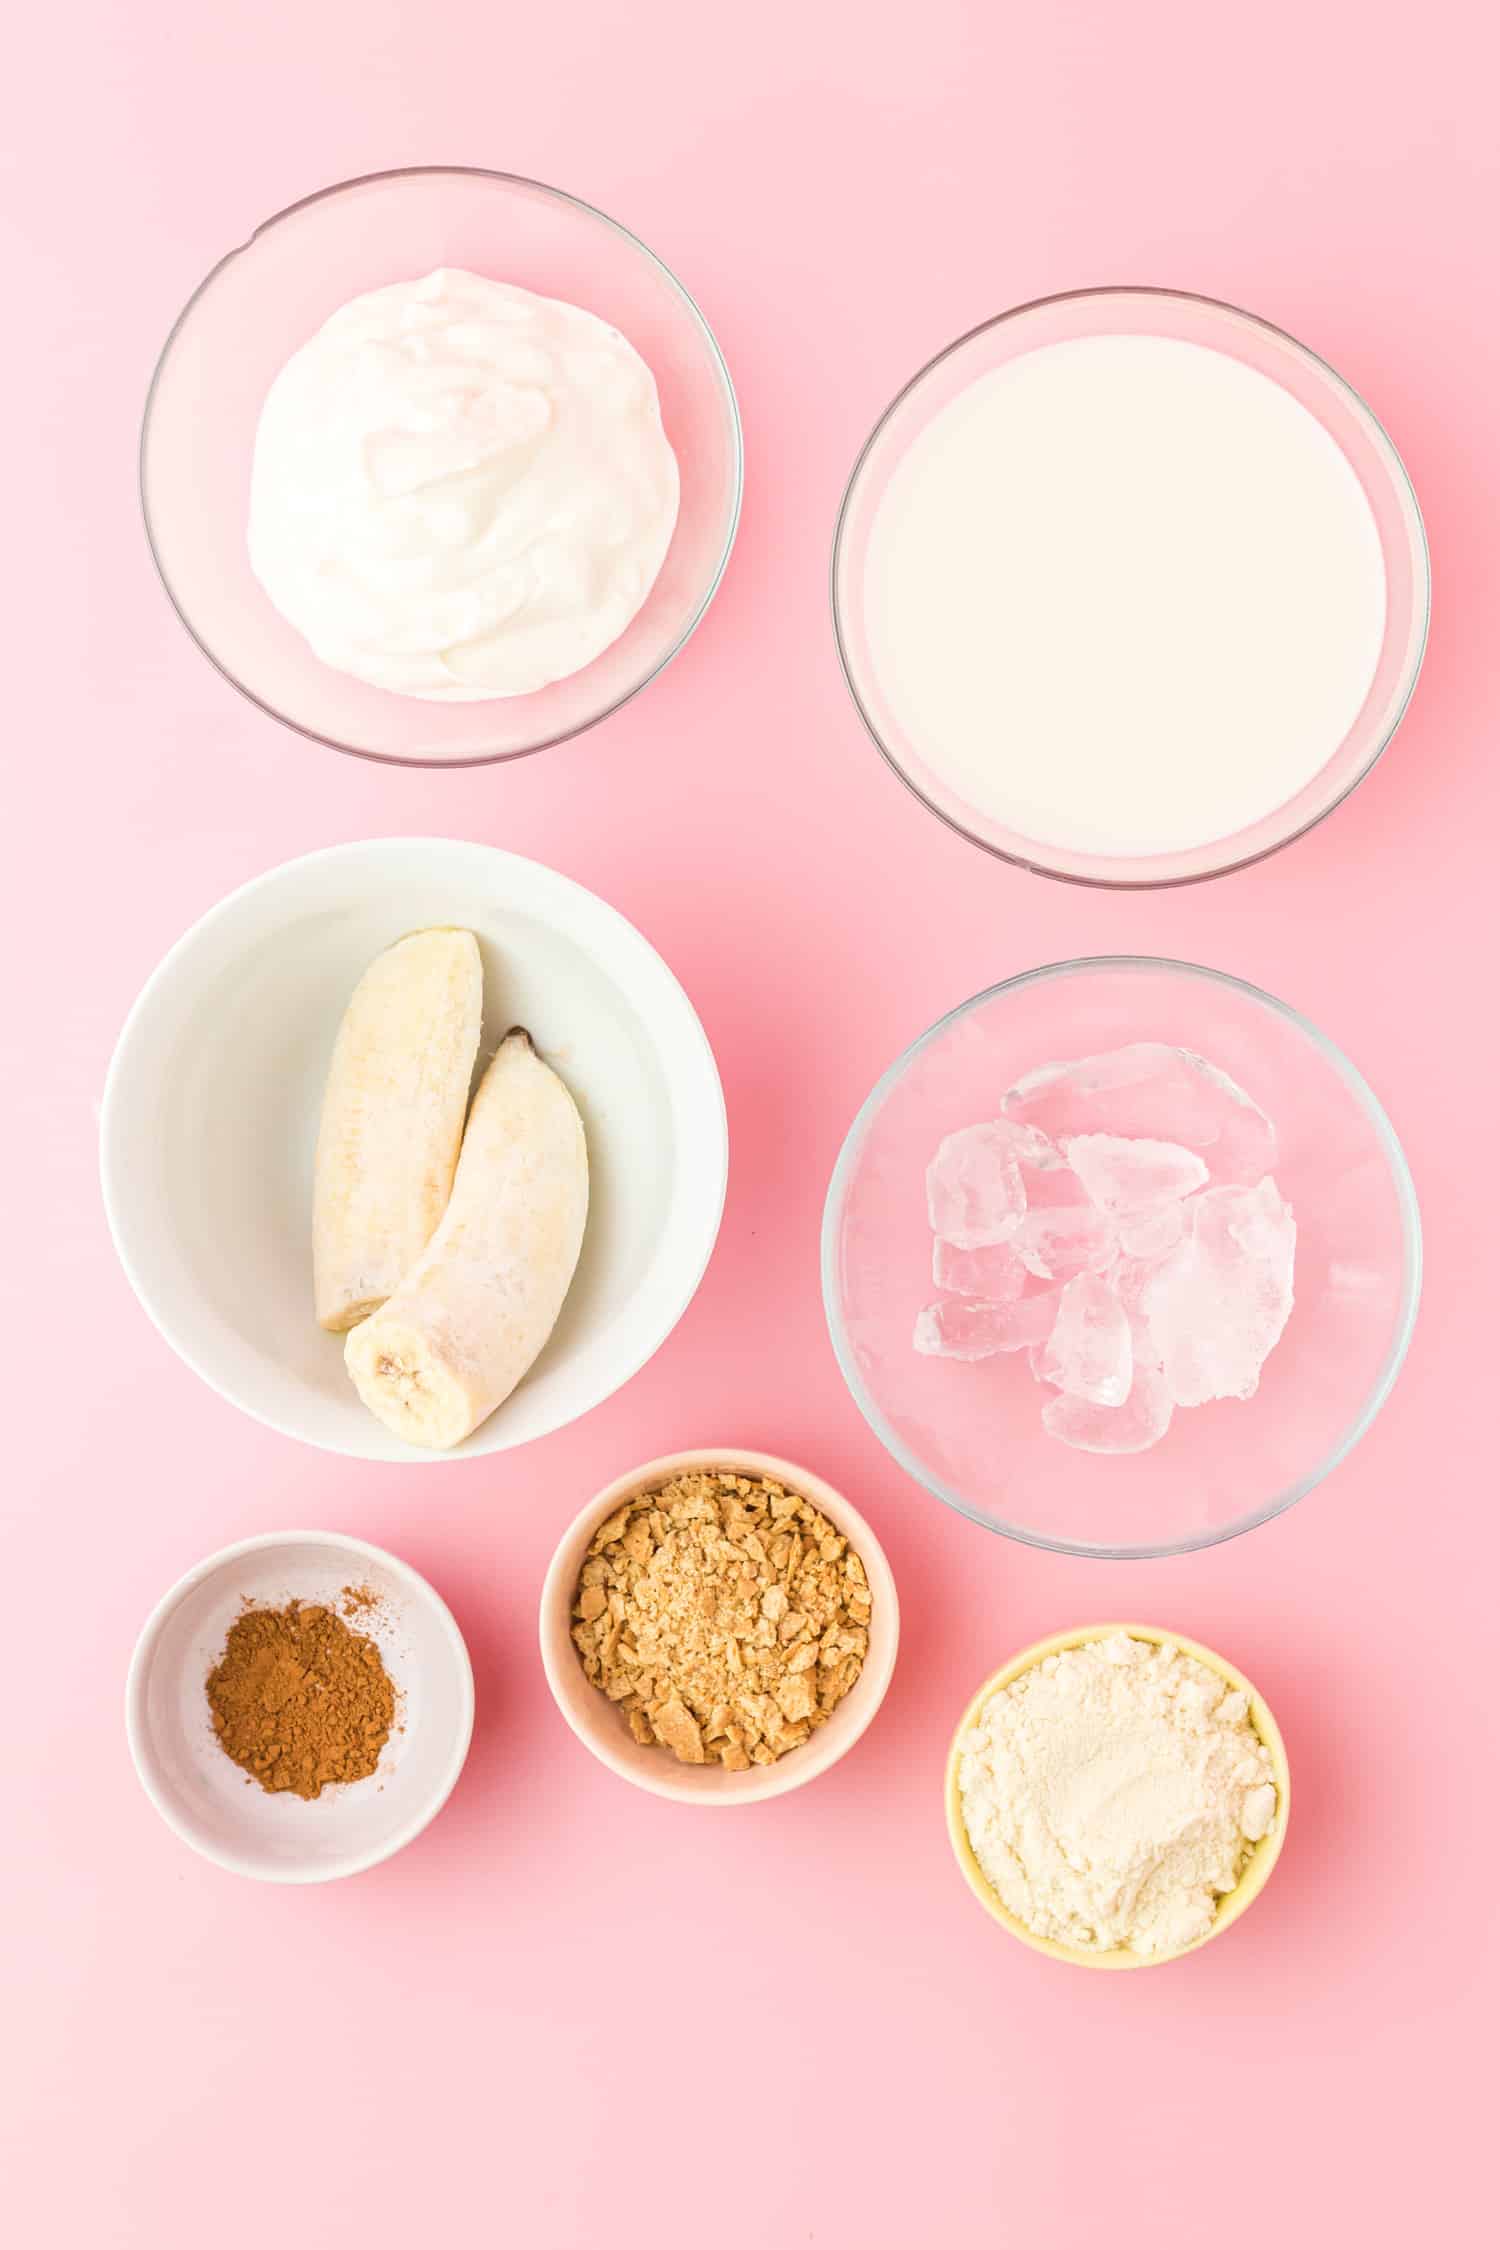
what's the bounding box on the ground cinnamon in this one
[205,1601,395,1800]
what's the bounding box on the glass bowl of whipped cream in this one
[141,168,743,765]
[822,957,1421,1558]
[832,287,1429,886]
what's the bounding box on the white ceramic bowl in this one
[126,1531,475,1883]
[101,838,728,1459]
[539,1448,900,1803]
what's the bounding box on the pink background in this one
[5,3,1494,2241]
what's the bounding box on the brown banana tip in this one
[502,1024,535,1048]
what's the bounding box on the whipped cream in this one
[247,269,680,700]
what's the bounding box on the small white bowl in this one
[126,1531,475,1883]
[539,1448,900,1803]
[101,837,728,1459]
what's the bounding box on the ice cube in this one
[1142,1179,1296,1406]
[1108,1254,1158,1314]
[1036,1273,1132,1405]
[1117,1201,1185,1261]
[1014,1156,1090,1211]
[932,1237,1026,1300]
[1012,1205,1117,1281]
[1184,1053,1278,1184]
[1010,1121,1065,1171]
[1042,1352,1174,1454]
[914,1292,1063,1359]
[1218,1175,1295,1262]
[1005,1043,1181,1130]
[1067,1135,1210,1218]
[925,1122,1030,1248]
[1004,1042,1277,1181]
[1004,1044,1212,1146]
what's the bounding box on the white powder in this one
[958,1632,1278,1957]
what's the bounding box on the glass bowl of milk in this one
[141,168,743,766]
[821,958,1421,1558]
[832,288,1428,885]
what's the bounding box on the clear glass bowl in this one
[822,958,1420,1558]
[140,168,743,766]
[831,287,1430,887]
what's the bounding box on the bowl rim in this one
[98,835,731,1463]
[829,281,1431,889]
[124,1528,476,1884]
[538,1446,900,1804]
[821,952,1423,1559]
[139,163,745,769]
[945,1621,1291,1968]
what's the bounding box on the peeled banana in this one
[343,1028,589,1449]
[312,929,483,1333]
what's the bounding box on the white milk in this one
[864,334,1387,858]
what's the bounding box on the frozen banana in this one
[344,1028,588,1448]
[312,929,483,1332]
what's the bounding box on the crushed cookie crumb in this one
[570,1470,871,1768]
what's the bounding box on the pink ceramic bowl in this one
[539,1448,899,1804]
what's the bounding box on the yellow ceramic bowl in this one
[945,1622,1290,1969]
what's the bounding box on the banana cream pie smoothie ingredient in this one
[249,269,680,702]
[571,1471,870,1768]
[957,1632,1278,1957]
[345,1026,589,1450]
[205,1601,396,1801]
[313,928,483,1333]
[915,1044,1295,1455]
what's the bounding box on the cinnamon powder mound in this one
[206,1601,395,1800]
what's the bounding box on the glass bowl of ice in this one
[822,957,1420,1557]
